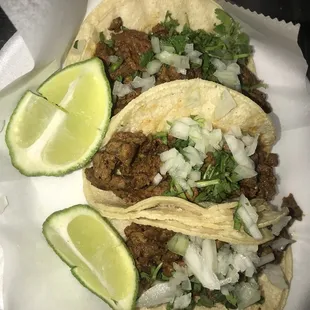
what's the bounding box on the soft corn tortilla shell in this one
[64,0,222,66]
[109,218,292,310]
[83,79,275,208]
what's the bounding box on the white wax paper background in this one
[0,0,310,309]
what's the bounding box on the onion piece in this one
[226,63,241,75]
[211,58,226,71]
[170,121,190,140]
[108,55,119,63]
[242,135,254,146]
[234,165,257,181]
[271,216,292,236]
[271,237,295,251]
[153,173,163,186]
[173,293,192,309]
[182,146,204,167]
[155,51,190,69]
[256,253,275,267]
[160,158,176,175]
[112,81,133,97]
[137,282,180,308]
[161,45,176,53]
[237,206,262,240]
[147,60,162,75]
[176,68,187,75]
[213,70,241,91]
[240,194,258,223]
[160,148,179,162]
[0,195,8,214]
[264,264,288,289]
[181,279,192,291]
[224,134,254,169]
[0,120,5,133]
[228,125,242,138]
[245,135,259,156]
[131,76,156,92]
[185,242,220,290]
[235,279,261,309]
[151,36,161,54]
[213,89,236,120]
[184,43,194,54]
[189,170,201,182]
[179,117,198,126]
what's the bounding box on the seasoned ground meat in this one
[85,132,170,203]
[113,88,141,115]
[112,29,152,71]
[94,42,114,64]
[151,23,169,38]
[239,64,272,114]
[187,68,203,79]
[108,17,123,32]
[156,65,183,84]
[240,151,278,201]
[125,223,182,294]
[282,193,303,221]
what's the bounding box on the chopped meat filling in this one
[85,132,170,204]
[108,17,123,32]
[240,150,278,201]
[125,223,182,294]
[282,193,303,221]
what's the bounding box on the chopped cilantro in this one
[154,131,168,144]
[166,302,174,310]
[109,57,123,72]
[140,272,150,280]
[167,35,188,54]
[99,32,105,43]
[257,295,265,304]
[161,11,180,36]
[140,50,155,67]
[150,262,163,281]
[73,40,79,49]
[115,76,123,82]
[225,293,238,307]
[197,295,214,307]
[99,31,114,48]
[173,138,190,152]
[193,282,202,293]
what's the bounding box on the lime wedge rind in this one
[43,205,138,310]
[6,58,112,176]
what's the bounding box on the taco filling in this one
[84,10,271,115]
[122,206,297,310]
[85,116,277,206]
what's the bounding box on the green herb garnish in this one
[166,35,188,54]
[109,57,123,72]
[197,295,214,307]
[73,40,79,49]
[99,31,114,48]
[115,76,123,82]
[161,11,180,36]
[140,50,155,67]
[225,293,238,307]
[154,131,168,145]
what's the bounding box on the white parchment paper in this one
[0,1,310,309]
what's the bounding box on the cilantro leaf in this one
[161,11,180,36]
[140,50,155,67]
[226,294,238,306]
[99,31,114,48]
[167,35,188,54]
[233,203,242,231]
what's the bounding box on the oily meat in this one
[108,17,123,32]
[240,151,278,201]
[282,193,303,221]
[125,223,181,276]
[94,42,114,65]
[85,132,170,204]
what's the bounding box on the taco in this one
[98,207,294,310]
[65,0,271,115]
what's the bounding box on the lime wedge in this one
[43,205,138,310]
[6,58,111,176]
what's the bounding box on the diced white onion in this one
[170,121,190,140]
[271,238,294,251]
[137,282,179,308]
[237,206,262,240]
[226,63,241,75]
[176,68,187,75]
[232,254,255,277]
[160,148,179,162]
[242,135,254,146]
[228,125,242,138]
[173,293,192,309]
[207,129,223,150]
[189,170,201,182]
[181,279,192,291]
[240,194,258,223]
[185,241,220,290]
[160,158,176,175]
[214,70,241,91]
[142,72,151,78]
[112,81,133,97]
[161,45,176,53]
[187,50,202,60]
[0,120,5,133]
[235,279,261,309]
[211,58,226,71]
[0,194,8,214]
[190,58,202,66]
[179,117,198,126]
[153,173,163,186]
[155,51,190,69]
[264,264,288,289]
[213,89,237,120]
[256,253,275,267]
[182,146,204,167]
[271,216,292,236]
[131,76,156,92]
[146,60,162,75]
[108,55,119,63]
[151,36,161,54]
[245,135,259,156]
[184,43,194,54]
[224,134,255,169]
[234,165,257,181]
